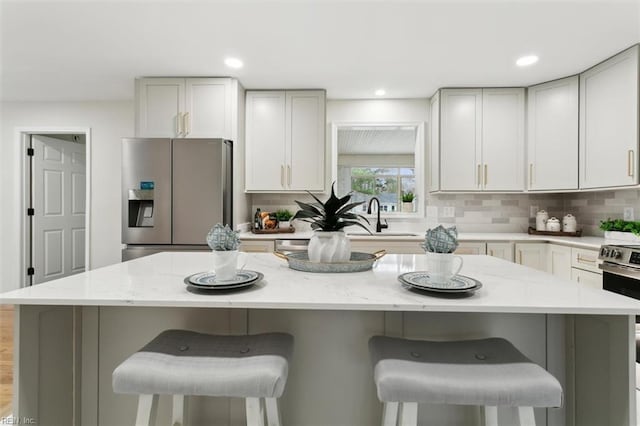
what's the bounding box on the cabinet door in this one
[350,240,423,254]
[487,242,514,262]
[515,243,547,272]
[440,89,482,191]
[429,92,440,192]
[184,78,232,138]
[481,88,525,191]
[527,76,579,191]
[580,45,639,189]
[240,240,274,253]
[136,78,184,137]
[245,91,287,191]
[547,244,572,280]
[571,268,603,289]
[286,91,326,191]
[454,242,486,255]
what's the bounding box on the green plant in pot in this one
[275,209,294,229]
[402,192,415,213]
[293,183,370,263]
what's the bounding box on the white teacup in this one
[425,252,464,285]
[212,250,245,281]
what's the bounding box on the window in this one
[338,166,415,213]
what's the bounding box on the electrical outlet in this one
[624,207,635,221]
[442,206,455,218]
[530,205,538,218]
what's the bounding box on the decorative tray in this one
[274,250,386,273]
[251,227,296,234]
[527,227,582,237]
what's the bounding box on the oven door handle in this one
[599,262,640,279]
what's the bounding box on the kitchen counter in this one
[1,252,635,314]
[239,230,606,250]
[2,252,637,425]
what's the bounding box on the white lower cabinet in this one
[571,268,603,289]
[350,240,423,255]
[487,242,514,262]
[514,243,548,272]
[454,242,487,255]
[547,244,572,280]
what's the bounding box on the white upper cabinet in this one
[429,92,440,192]
[136,77,232,138]
[245,90,325,192]
[527,76,579,191]
[440,89,483,191]
[439,88,524,191]
[579,45,639,189]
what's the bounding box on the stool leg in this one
[172,395,188,426]
[484,406,498,426]
[517,407,536,426]
[265,398,282,426]
[381,402,399,426]
[246,397,265,426]
[398,402,418,426]
[135,394,158,426]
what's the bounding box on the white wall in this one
[1,101,134,292]
[327,98,429,123]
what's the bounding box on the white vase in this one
[308,231,351,263]
[402,202,414,213]
[605,230,640,243]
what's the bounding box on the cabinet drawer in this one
[454,242,487,255]
[240,240,275,253]
[571,267,603,289]
[350,241,423,255]
[570,247,602,274]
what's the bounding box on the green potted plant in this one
[293,183,370,263]
[275,209,294,229]
[600,218,640,242]
[401,192,415,213]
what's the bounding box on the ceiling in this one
[2,0,639,102]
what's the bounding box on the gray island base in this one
[2,253,639,426]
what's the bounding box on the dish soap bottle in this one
[254,208,262,230]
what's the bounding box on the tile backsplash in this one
[250,189,640,236]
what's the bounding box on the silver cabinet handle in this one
[529,163,533,187]
[281,165,285,187]
[184,112,191,136]
[176,113,183,136]
[477,164,481,188]
[629,150,634,177]
[484,164,488,187]
[287,165,291,186]
[576,255,596,265]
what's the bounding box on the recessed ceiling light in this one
[224,57,244,69]
[375,89,386,96]
[516,55,539,67]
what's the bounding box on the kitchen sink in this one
[347,232,420,237]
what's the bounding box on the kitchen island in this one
[1,252,639,426]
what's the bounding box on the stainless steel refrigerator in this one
[121,138,232,261]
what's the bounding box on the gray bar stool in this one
[368,336,562,426]
[113,330,294,426]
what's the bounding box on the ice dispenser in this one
[128,186,155,227]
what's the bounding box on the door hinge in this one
[27,267,34,276]
[27,147,34,156]
[27,208,35,216]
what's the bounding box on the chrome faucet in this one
[367,197,389,233]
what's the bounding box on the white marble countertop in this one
[240,231,605,250]
[2,252,638,315]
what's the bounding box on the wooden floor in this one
[0,305,13,417]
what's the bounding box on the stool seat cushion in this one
[369,336,562,408]
[113,330,293,398]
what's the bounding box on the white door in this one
[487,242,514,262]
[286,90,325,191]
[245,91,287,191]
[547,244,572,279]
[135,78,185,137]
[515,243,548,272]
[481,88,525,191]
[440,89,483,191]
[184,78,232,138]
[527,76,579,190]
[32,135,86,284]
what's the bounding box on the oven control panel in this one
[599,244,640,266]
[630,252,640,265]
